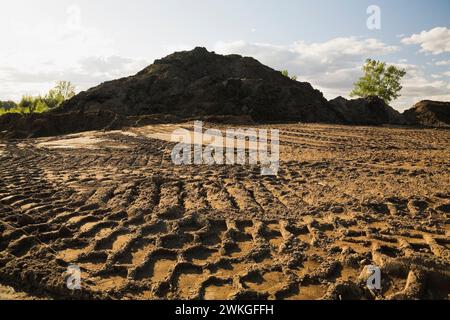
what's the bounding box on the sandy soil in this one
[0,123,449,300]
[0,284,41,300]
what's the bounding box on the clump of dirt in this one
[404,100,450,127]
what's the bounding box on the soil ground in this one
[0,123,449,300]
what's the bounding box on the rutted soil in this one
[0,123,449,300]
[0,284,42,300]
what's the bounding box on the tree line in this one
[0,81,75,116]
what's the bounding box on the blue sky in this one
[1,0,449,110]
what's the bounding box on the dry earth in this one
[0,123,449,300]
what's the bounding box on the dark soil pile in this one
[403,100,450,127]
[0,111,178,139]
[328,96,406,125]
[59,47,337,122]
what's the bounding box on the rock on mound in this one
[328,96,406,125]
[404,100,450,127]
[60,47,338,122]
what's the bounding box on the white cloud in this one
[401,27,450,55]
[389,63,450,110]
[435,60,450,66]
[0,5,149,100]
[214,37,399,91]
[77,56,148,78]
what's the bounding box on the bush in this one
[281,70,298,81]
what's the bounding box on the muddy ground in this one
[0,123,449,300]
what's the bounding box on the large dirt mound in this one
[329,96,406,125]
[59,47,337,122]
[404,100,450,127]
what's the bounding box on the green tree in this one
[17,95,49,114]
[0,100,17,110]
[34,97,50,113]
[18,95,36,114]
[44,81,76,109]
[281,70,298,81]
[44,91,64,109]
[53,80,76,100]
[350,59,406,104]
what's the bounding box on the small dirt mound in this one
[0,111,179,139]
[328,96,406,125]
[403,100,450,127]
